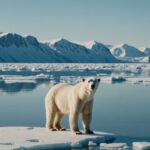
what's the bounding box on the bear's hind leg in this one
[53,112,66,131]
[45,101,57,131]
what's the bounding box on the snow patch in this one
[100,143,129,150]
[133,142,150,150]
[0,127,116,150]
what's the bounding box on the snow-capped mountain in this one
[46,39,121,63]
[0,33,121,63]
[139,47,150,62]
[0,33,61,63]
[0,32,149,63]
[139,47,150,56]
[110,44,148,62]
[110,44,146,57]
[83,41,121,63]
[47,38,90,63]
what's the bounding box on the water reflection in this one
[0,74,150,94]
[0,76,82,94]
[0,81,36,93]
[0,79,51,94]
[0,82,150,138]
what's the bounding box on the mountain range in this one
[109,44,149,63]
[0,32,149,63]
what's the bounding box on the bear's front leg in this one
[69,112,82,135]
[82,101,94,134]
[82,112,94,134]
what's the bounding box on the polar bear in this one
[45,77,100,134]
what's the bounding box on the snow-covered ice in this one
[100,143,129,150]
[0,63,150,87]
[133,142,150,150]
[0,127,115,150]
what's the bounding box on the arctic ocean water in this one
[0,82,150,138]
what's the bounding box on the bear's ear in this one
[82,78,85,82]
[97,78,101,82]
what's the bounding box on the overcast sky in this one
[0,0,150,47]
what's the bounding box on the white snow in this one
[100,143,129,150]
[133,142,150,150]
[0,32,10,37]
[47,38,66,45]
[1,127,149,150]
[139,48,150,62]
[0,127,115,150]
[82,40,98,49]
[1,74,50,84]
[110,44,146,57]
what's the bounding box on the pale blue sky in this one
[0,0,150,47]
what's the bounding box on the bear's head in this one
[82,77,100,92]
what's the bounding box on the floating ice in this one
[133,142,150,150]
[0,127,116,150]
[100,143,129,150]
[0,63,150,86]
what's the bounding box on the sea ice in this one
[100,143,129,150]
[133,142,150,150]
[0,127,116,150]
[0,63,150,86]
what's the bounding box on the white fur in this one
[45,77,100,134]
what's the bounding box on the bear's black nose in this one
[91,84,95,90]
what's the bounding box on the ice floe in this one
[0,63,150,94]
[100,143,129,150]
[133,142,150,150]
[0,127,115,150]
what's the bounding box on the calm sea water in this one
[0,82,150,138]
